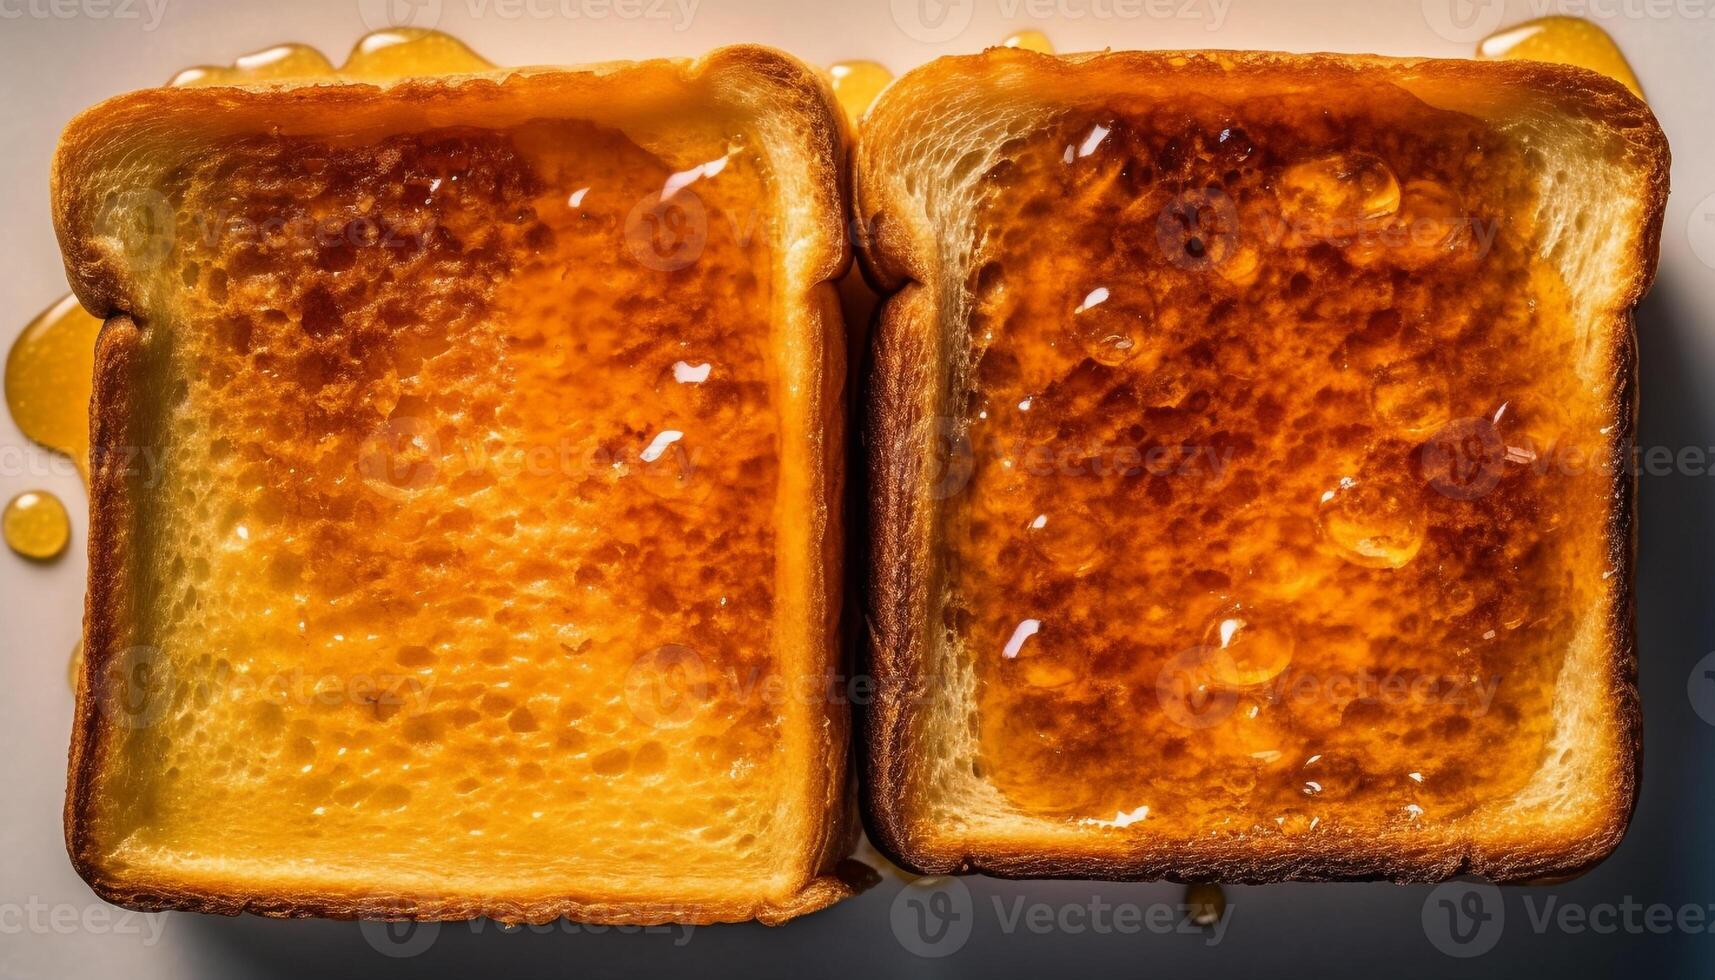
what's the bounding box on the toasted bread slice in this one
[57,46,853,924]
[856,49,1666,882]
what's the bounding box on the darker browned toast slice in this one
[857,49,1666,882]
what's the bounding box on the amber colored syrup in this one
[5,296,94,582]
[6,294,101,480]
[1002,29,1055,53]
[830,30,1050,126]
[4,490,70,561]
[1185,883,1226,926]
[952,81,1605,835]
[828,60,894,125]
[1478,15,1642,98]
[169,28,492,87]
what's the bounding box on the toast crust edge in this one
[855,48,1666,883]
[60,44,857,926]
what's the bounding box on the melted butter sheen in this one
[1478,16,1642,98]
[951,82,1603,834]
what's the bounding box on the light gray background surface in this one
[3,0,1715,976]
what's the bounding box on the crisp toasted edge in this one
[855,48,1666,883]
[60,44,858,925]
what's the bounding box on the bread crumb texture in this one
[89,118,801,899]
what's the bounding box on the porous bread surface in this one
[62,50,853,923]
[858,50,1665,881]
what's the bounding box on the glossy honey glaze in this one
[948,82,1608,834]
[84,111,792,885]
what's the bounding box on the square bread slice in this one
[56,46,853,923]
[856,49,1666,882]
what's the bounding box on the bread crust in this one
[60,45,856,925]
[856,48,1666,883]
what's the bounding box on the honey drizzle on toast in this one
[87,111,793,878]
[950,85,1607,833]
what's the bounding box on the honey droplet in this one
[828,60,894,124]
[170,43,337,86]
[1002,29,1055,54]
[1370,357,1452,435]
[1024,508,1105,574]
[1184,883,1226,927]
[1071,286,1152,368]
[1478,16,1642,99]
[170,29,493,88]
[1201,606,1295,687]
[1316,476,1426,569]
[4,490,71,561]
[1345,179,1473,269]
[6,295,102,480]
[340,28,494,80]
[1277,152,1401,239]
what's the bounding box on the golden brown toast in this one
[57,46,854,924]
[856,49,1667,882]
